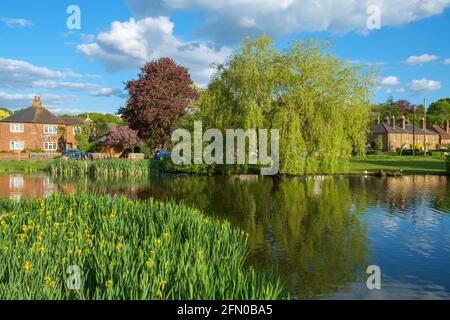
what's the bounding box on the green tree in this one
[199,35,375,174]
[75,126,92,152]
[427,98,450,126]
[0,107,11,120]
[73,113,123,125]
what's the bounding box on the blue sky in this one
[0,0,449,114]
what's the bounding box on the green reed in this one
[0,193,286,300]
[50,159,152,178]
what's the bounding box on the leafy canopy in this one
[428,98,450,126]
[199,35,374,175]
[120,58,198,148]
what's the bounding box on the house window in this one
[73,126,81,135]
[44,125,58,134]
[10,141,24,150]
[44,142,58,151]
[10,124,24,133]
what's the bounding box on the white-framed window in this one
[44,125,58,134]
[10,141,24,150]
[44,142,58,151]
[10,123,24,133]
[73,126,81,135]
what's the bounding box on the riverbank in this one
[1,156,447,176]
[349,156,447,175]
[0,193,286,299]
[0,160,52,174]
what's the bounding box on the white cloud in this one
[77,17,232,85]
[31,80,98,91]
[405,54,439,65]
[90,88,127,98]
[0,58,106,93]
[444,58,450,65]
[0,92,77,109]
[407,78,442,94]
[0,57,84,88]
[0,17,32,28]
[126,0,450,43]
[380,76,399,85]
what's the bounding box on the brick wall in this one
[0,151,29,160]
[0,122,77,151]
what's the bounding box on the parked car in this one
[155,150,171,160]
[62,149,92,160]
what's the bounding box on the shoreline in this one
[0,157,447,176]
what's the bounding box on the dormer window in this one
[10,124,24,133]
[44,125,58,134]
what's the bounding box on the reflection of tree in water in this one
[55,175,371,298]
[55,174,448,298]
[143,175,370,299]
[264,177,369,299]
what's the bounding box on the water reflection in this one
[0,174,449,299]
[0,174,57,200]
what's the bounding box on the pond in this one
[1,173,449,299]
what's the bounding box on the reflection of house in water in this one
[0,175,58,199]
[382,176,448,211]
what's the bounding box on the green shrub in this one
[370,137,383,152]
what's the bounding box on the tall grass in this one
[0,161,50,174]
[0,193,286,299]
[50,159,154,178]
[50,159,263,178]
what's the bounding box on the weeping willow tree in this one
[199,35,374,175]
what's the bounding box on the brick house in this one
[431,121,450,146]
[0,97,84,152]
[370,116,440,152]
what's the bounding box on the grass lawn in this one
[350,155,447,175]
[0,160,52,173]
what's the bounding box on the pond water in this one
[1,174,449,299]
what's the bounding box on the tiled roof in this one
[0,102,84,126]
[431,125,450,139]
[371,122,439,135]
[0,106,66,124]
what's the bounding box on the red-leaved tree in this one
[119,58,198,149]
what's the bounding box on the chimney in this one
[391,116,396,129]
[401,116,406,130]
[446,120,449,133]
[32,96,42,108]
[377,116,380,125]
[385,117,390,125]
[421,117,426,130]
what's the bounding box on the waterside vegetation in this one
[0,193,286,299]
